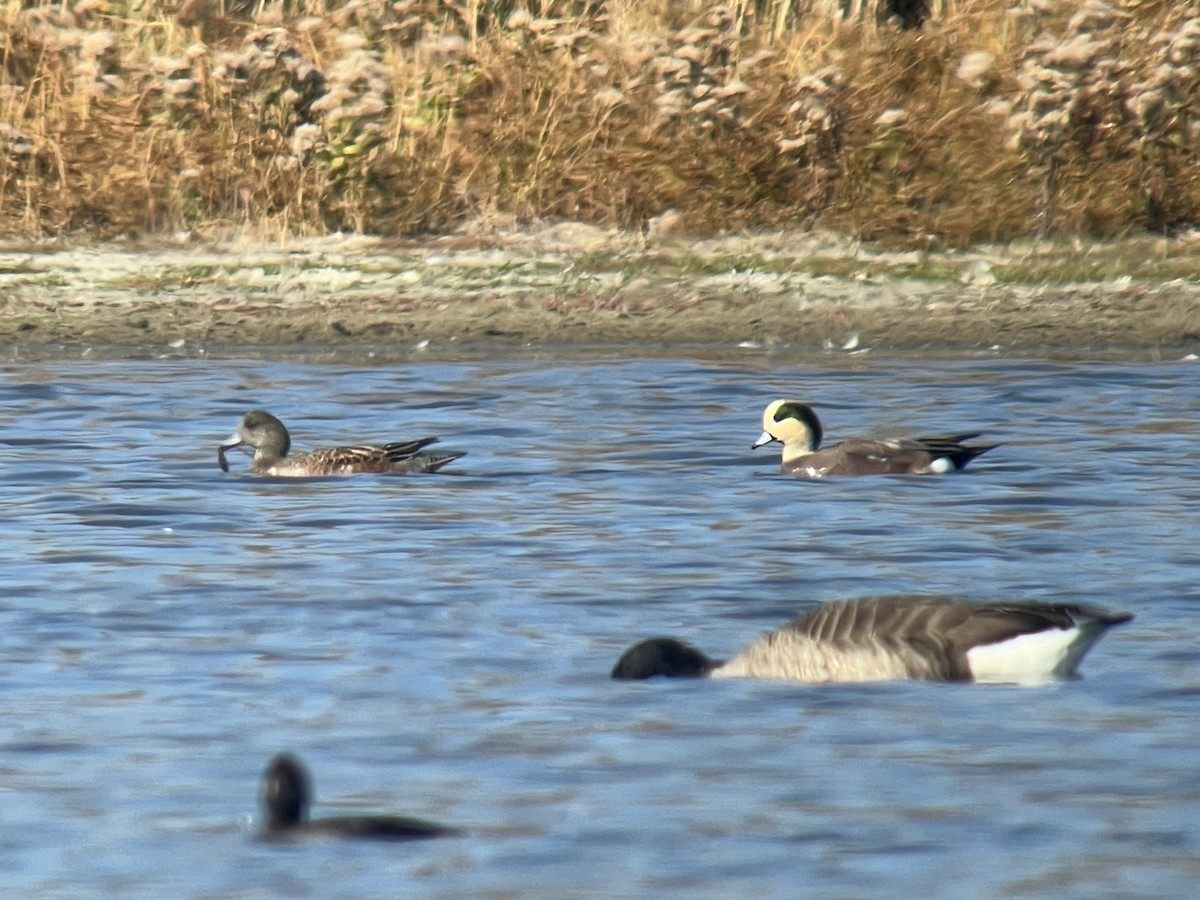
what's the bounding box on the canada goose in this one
[260,753,459,841]
[218,410,464,476]
[752,400,997,477]
[611,596,1132,684]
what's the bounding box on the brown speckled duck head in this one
[218,410,290,472]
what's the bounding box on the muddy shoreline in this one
[2,225,1198,359]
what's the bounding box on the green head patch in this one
[774,402,822,448]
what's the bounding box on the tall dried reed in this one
[1,0,1198,244]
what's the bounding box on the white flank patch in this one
[966,626,1093,684]
[927,456,955,474]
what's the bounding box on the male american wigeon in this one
[260,752,460,842]
[752,399,997,477]
[218,410,464,476]
[612,596,1132,684]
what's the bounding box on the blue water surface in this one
[0,348,1197,898]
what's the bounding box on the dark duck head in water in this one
[260,753,460,842]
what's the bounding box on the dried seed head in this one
[957,51,994,87]
[874,108,907,128]
[506,8,532,30]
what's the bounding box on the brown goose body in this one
[753,400,997,477]
[218,410,464,476]
[612,596,1132,684]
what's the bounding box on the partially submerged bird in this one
[752,399,997,477]
[260,753,459,842]
[217,410,464,476]
[611,596,1132,684]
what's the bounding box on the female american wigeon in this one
[612,596,1132,684]
[218,410,465,476]
[260,753,460,841]
[752,399,997,477]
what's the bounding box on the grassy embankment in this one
[1,0,1198,245]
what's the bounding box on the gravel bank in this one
[2,224,1198,359]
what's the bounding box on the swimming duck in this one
[260,753,459,841]
[611,596,1132,684]
[752,399,997,477]
[218,410,464,476]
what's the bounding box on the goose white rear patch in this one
[966,625,1092,684]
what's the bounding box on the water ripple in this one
[0,354,1196,896]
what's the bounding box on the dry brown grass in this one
[2,0,1199,244]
